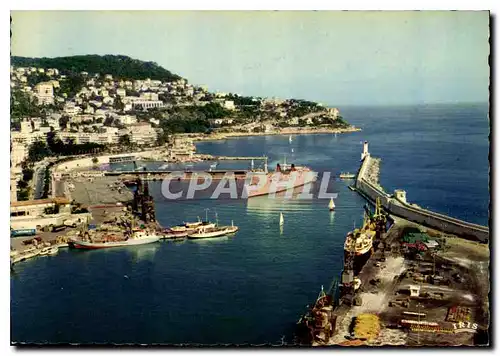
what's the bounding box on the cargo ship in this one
[344,199,387,275]
[344,213,377,256]
[69,229,160,249]
[244,158,317,198]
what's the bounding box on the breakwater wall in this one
[355,155,489,242]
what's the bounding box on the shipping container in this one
[10,229,37,238]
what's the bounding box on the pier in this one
[297,142,490,346]
[354,142,489,242]
[198,155,268,161]
[104,170,250,180]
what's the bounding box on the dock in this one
[300,141,490,346]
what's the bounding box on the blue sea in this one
[11,103,489,345]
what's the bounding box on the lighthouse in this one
[361,141,370,161]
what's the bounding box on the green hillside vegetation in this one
[11,55,181,82]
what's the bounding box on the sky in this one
[10,11,490,106]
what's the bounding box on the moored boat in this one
[187,225,238,239]
[344,213,376,257]
[69,229,160,249]
[339,172,356,180]
[48,246,59,255]
[245,158,317,198]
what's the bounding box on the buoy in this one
[279,212,284,226]
[329,198,335,211]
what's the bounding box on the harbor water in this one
[11,103,489,344]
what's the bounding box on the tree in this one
[118,134,131,146]
[92,157,99,165]
[28,140,50,162]
[103,116,114,126]
[113,96,125,111]
[156,130,169,146]
[59,115,70,130]
[12,54,182,83]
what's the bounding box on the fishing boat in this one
[339,172,356,180]
[47,246,59,255]
[244,158,317,198]
[68,229,160,249]
[279,212,284,226]
[328,198,335,211]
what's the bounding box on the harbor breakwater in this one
[355,154,489,242]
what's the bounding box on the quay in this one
[297,142,490,346]
[104,169,249,180]
[197,154,268,161]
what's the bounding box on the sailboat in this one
[279,212,284,226]
[289,135,293,143]
[328,198,335,211]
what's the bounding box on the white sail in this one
[279,212,284,226]
[329,198,335,210]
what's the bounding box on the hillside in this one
[11,54,182,82]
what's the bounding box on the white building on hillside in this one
[128,122,157,145]
[34,82,54,105]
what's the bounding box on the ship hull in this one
[344,249,372,276]
[245,170,317,198]
[187,227,238,239]
[69,236,160,249]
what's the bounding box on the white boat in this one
[187,225,238,239]
[168,221,216,233]
[69,230,160,249]
[339,172,356,180]
[328,198,335,211]
[159,163,169,169]
[187,214,238,239]
[289,135,293,143]
[48,246,59,255]
[279,212,284,226]
[209,162,218,170]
